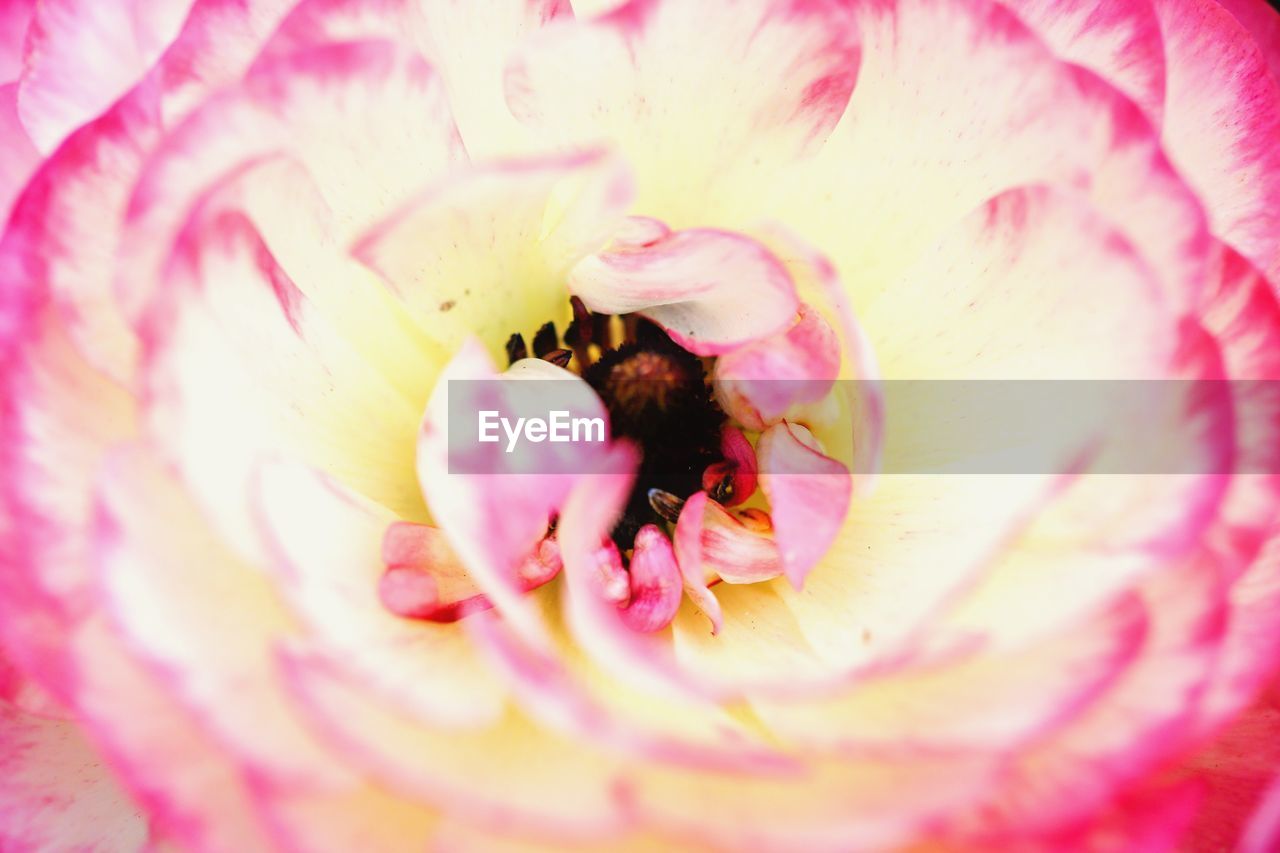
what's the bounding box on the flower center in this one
[507,298,727,547]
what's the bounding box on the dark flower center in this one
[507,298,727,548]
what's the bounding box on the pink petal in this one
[756,421,851,589]
[380,522,489,621]
[672,491,722,635]
[1001,0,1166,121]
[1214,0,1280,88]
[0,83,38,226]
[698,499,782,586]
[617,525,683,633]
[714,303,840,430]
[701,424,757,508]
[0,0,35,81]
[16,0,194,151]
[1156,0,1280,281]
[0,701,147,850]
[570,224,800,355]
[416,340,613,645]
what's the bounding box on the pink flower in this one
[3,0,1280,849]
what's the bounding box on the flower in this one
[3,0,1280,849]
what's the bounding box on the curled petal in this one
[700,500,782,586]
[618,525,683,633]
[757,421,852,589]
[673,491,723,635]
[380,522,489,621]
[589,538,630,606]
[702,424,757,507]
[714,303,840,430]
[569,224,799,355]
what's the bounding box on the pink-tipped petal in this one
[714,303,840,429]
[672,491,723,635]
[1156,0,1280,281]
[16,0,193,151]
[569,225,800,355]
[757,421,851,589]
[618,525,683,633]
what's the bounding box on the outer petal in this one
[411,0,572,157]
[142,206,425,561]
[1001,0,1166,121]
[1214,0,1280,87]
[16,0,194,151]
[1155,0,1280,281]
[95,445,352,788]
[505,0,859,225]
[0,700,147,851]
[0,83,38,226]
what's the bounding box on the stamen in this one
[532,321,558,357]
[505,333,528,365]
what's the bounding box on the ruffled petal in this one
[16,0,193,151]
[1156,0,1280,281]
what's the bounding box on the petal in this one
[671,491,722,635]
[1214,0,1280,88]
[618,525,683,633]
[354,151,632,363]
[416,340,613,645]
[94,445,352,787]
[505,0,859,224]
[410,0,573,158]
[0,0,34,81]
[1001,0,1166,121]
[380,522,489,621]
[750,594,1147,757]
[756,421,851,589]
[713,303,840,430]
[570,224,800,355]
[143,206,425,562]
[0,701,147,850]
[16,0,193,151]
[1156,0,1280,281]
[254,460,509,729]
[696,498,782,586]
[0,83,39,226]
